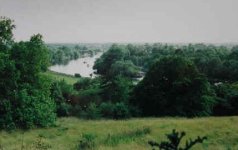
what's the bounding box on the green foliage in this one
[131,56,216,117]
[94,44,125,76]
[101,75,133,103]
[80,103,101,119]
[57,80,75,98]
[0,18,56,129]
[74,78,92,91]
[77,133,96,150]
[99,102,131,119]
[109,60,140,78]
[213,83,238,116]
[75,73,81,78]
[99,102,114,118]
[48,43,107,66]
[11,34,50,78]
[0,17,15,49]
[148,129,207,150]
[50,81,71,117]
[70,105,83,117]
[94,44,140,79]
[49,46,80,65]
[113,102,131,119]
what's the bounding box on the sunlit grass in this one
[43,70,79,85]
[0,117,237,150]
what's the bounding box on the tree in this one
[93,44,125,76]
[0,18,56,129]
[109,60,140,78]
[11,34,50,83]
[213,83,238,116]
[102,75,133,103]
[131,56,215,117]
[0,17,15,50]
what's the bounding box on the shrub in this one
[75,73,81,78]
[213,83,238,116]
[80,103,101,119]
[77,133,96,150]
[98,102,131,119]
[50,81,71,117]
[99,102,114,118]
[148,129,207,150]
[74,78,92,91]
[58,80,74,98]
[70,105,83,117]
[56,102,72,117]
[113,102,130,119]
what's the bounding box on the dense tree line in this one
[0,17,56,129]
[50,42,238,119]
[48,44,108,65]
[92,43,238,117]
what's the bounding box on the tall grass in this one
[0,117,237,150]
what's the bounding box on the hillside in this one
[0,117,237,150]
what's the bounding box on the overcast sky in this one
[0,0,238,43]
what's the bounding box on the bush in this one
[75,73,81,78]
[98,102,131,119]
[70,105,83,117]
[148,129,207,150]
[80,103,101,119]
[74,78,92,91]
[77,133,96,150]
[99,102,114,118]
[213,83,238,116]
[50,81,72,117]
[56,102,72,117]
[113,102,130,119]
[58,80,74,98]
[0,87,56,130]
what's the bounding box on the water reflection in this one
[49,52,103,77]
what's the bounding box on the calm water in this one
[49,52,103,77]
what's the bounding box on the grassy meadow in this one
[44,70,79,85]
[0,117,237,150]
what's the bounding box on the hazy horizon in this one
[1,0,238,43]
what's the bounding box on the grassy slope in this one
[0,117,237,150]
[44,70,79,85]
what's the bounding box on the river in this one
[49,52,103,77]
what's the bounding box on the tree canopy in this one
[0,17,56,129]
[131,56,216,117]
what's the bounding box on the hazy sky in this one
[0,0,238,43]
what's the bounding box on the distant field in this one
[0,117,237,150]
[44,70,79,85]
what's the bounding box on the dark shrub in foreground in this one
[148,129,207,150]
